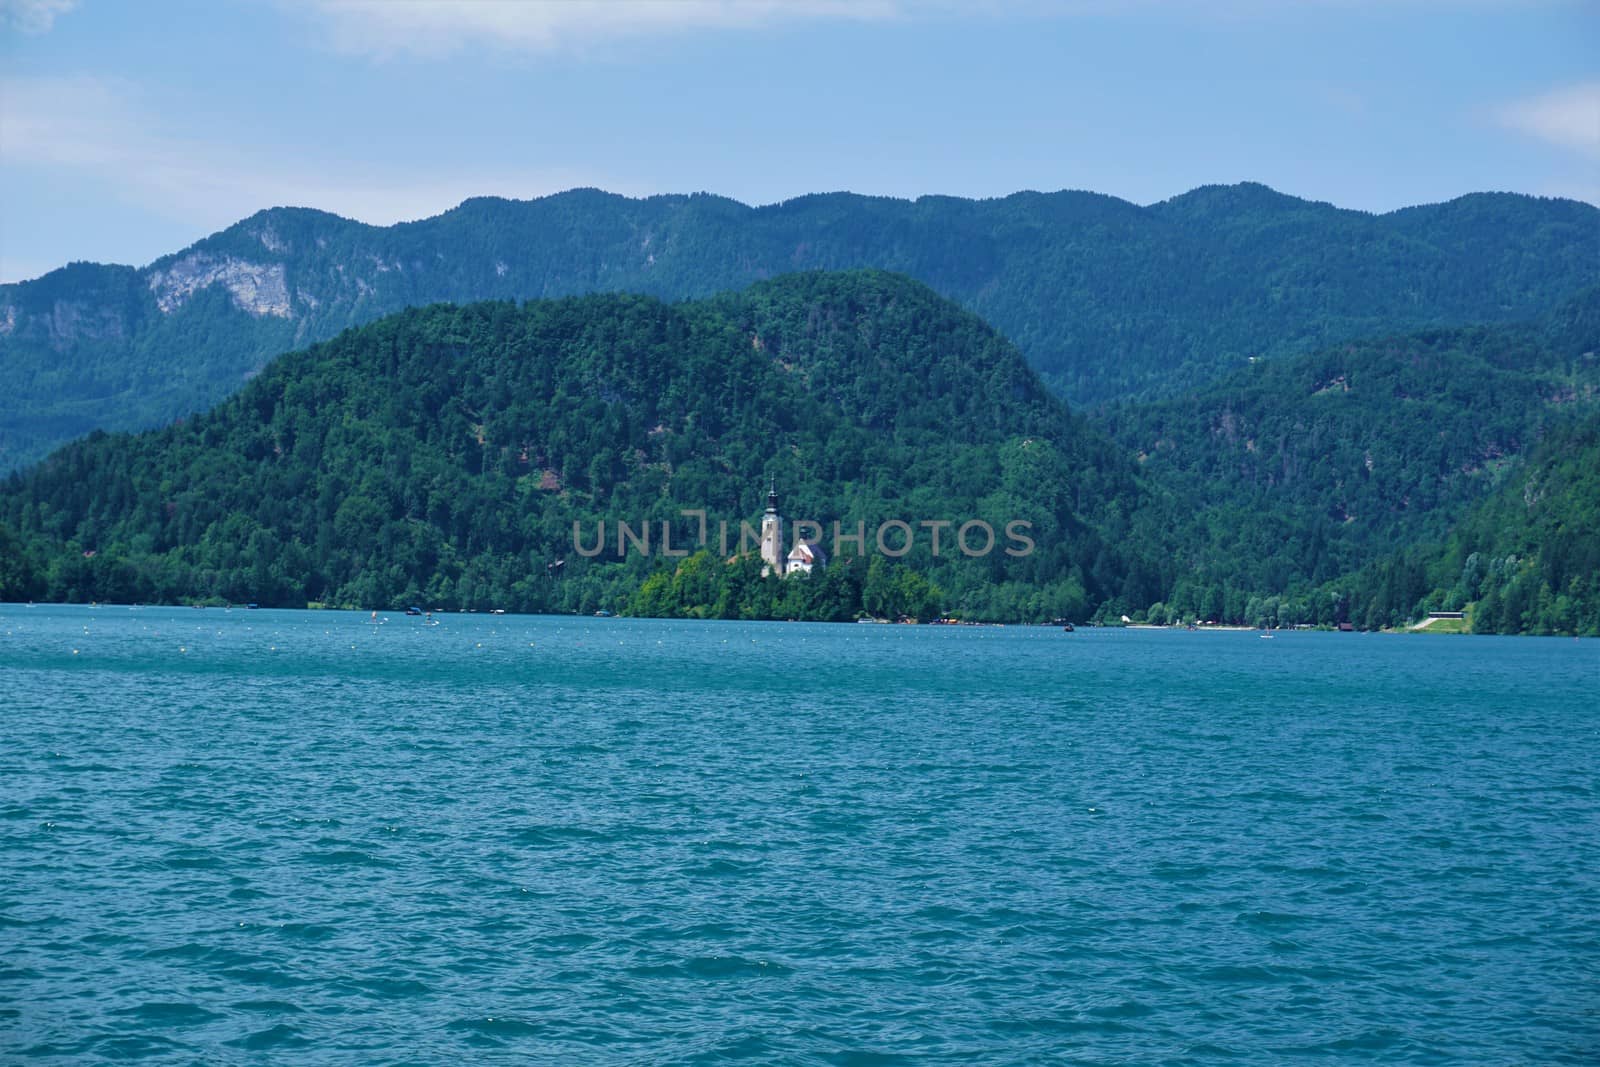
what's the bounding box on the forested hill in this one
[1336,411,1600,636]
[1099,287,1600,603]
[3,183,1596,471]
[2,270,1594,632]
[0,272,1149,621]
[1423,412,1600,635]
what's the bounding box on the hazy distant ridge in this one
[2,182,1595,472]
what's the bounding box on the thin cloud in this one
[287,0,899,58]
[1494,81,1600,158]
[0,0,76,33]
[0,75,611,254]
[283,0,1566,59]
[0,75,138,169]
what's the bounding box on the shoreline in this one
[4,601,1586,638]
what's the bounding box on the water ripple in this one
[2,606,1596,1063]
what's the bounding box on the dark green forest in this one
[1419,412,1600,635]
[3,183,1595,471]
[0,273,1143,623]
[1310,412,1600,636]
[3,271,1595,633]
[1100,288,1600,608]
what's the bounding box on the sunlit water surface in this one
[2,605,1596,1063]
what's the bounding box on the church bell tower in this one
[760,481,784,577]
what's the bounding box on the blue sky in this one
[1,0,1595,283]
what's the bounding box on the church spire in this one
[760,479,784,576]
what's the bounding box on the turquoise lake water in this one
[2,605,1596,1063]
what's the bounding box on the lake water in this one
[2,605,1596,1063]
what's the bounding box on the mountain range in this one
[2,269,1595,632]
[3,183,1595,473]
[2,184,1596,632]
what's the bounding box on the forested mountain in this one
[2,271,1594,632]
[1100,288,1600,606]
[0,273,1150,621]
[1328,412,1600,635]
[4,183,1595,471]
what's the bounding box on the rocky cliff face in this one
[146,253,292,318]
[0,296,131,349]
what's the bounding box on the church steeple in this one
[760,479,784,576]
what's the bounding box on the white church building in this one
[759,484,825,577]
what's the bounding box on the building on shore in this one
[785,539,824,575]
